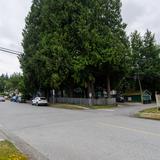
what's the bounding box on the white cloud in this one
[0,0,31,75]
[122,0,160,41]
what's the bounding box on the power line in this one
[0,48,20,56]
[0,46,24,54]
[0,46,24,56]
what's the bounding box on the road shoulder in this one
[0,126,49,160]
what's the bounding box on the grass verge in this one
[137,107,160,120]
[50,103,117,110]
[90,105,117,109]
[0,140,28,160]
[50,103,89,110]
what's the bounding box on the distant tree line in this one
[19,0,160,99]
[123,30,160,95]
[0,73,25,95]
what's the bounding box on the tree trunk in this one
[91,81,95,98]
[87,81,95,98]
[66,82,74,98]
[45,88,50,101]
[60,89,64,97]
[107,74,111,97]
[68,87,73,98]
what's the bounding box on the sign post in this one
[155,92,160,111]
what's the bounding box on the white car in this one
[32,97,48,106]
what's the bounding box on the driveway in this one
[0,101,159,160]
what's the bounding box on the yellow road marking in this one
[99,122,160,137]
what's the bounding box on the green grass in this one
[50,103,88,110]
[0,140,28,160]
[50,103,117,110]
[89,105,117,109]
[138,107,160,120]
[139,107,160,113]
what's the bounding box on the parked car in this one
[32,97,48,106]
[17,96,26,103]
[10,96,18,102]
[116,94,124,102]
[0,96,5,102]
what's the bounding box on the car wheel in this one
[36,102,39,106]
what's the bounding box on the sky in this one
[0,0,160,75]
[0,0,31,75]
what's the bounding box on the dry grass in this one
[50,103,89,110]
[138,107,160,120]
[139,107,160,113]
[90,105,117,109]
[0,140,28,160]
[50,103,117,110]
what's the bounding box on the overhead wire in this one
[0,46,24,56]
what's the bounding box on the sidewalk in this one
[0,131,6,141]
[0,128,49,160]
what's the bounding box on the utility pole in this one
[136,63,143,103]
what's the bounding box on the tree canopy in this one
[0,73,24,95]
[19,0,160,99]
[129,30,160,93]
[20,0,130,98]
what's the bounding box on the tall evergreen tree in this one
[21,0,129,97]
[20,0,43,95]
[130,30,160,93]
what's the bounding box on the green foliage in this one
[0,73,25,94]
[0,74,8,93]
[20,0,129,97]
[129,30,160,93]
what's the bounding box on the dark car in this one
[116,94,124,102]
[17,96,26,103]
[10,96,18,102]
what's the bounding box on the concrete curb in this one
[0,127,49,160]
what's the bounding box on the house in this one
[123,90,151,104]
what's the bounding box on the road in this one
[0,101,160,160]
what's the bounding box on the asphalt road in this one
[0,101,160,160]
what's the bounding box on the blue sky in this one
[0,0,159,74]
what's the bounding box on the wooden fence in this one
[55,97,116,106]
